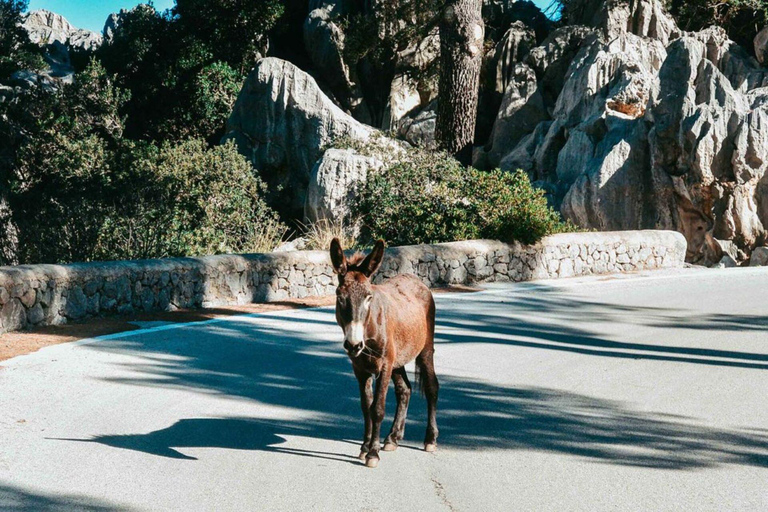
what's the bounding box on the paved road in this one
[1,268,767,511]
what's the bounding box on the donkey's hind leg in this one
[383,366,412,451]
[416,350,439,452]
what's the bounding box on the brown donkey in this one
[330,238,439,468]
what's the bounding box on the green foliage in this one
[97,0,282,142]
[353,148,574,247]
[97,139,286,261]
[669,0,768,52]
[0,61,284,264]
[0,0,44,79]
[173,0,284,75]
[167,61,242,143]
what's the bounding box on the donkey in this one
[330,238,439,468]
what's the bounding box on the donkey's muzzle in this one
[344,339,364,358]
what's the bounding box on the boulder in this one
[398,101,437,148]
[305,148,388,225]
[304,4,370,123]
[223,58,378,218]
[755,27,768,65]
[749,246,768,266]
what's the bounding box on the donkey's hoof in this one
[383,442,398,452]
[365,456,380,468]
[358,451,368,461]
[424,443,437,453]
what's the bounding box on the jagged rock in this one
[223,58,380,218]
[474,26,594,169]
[475,63,546,169]
[476,22,536,143]
[526,26,596,110]
[565,0,679,46]
[305,148,388,225]
[23,10,102,51]
[475,0,768,264]
[755,27,768,65]
[304,4,370,123]
[714,254,738,268]
[382,32,440,131]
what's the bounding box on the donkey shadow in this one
[55,417,361,464]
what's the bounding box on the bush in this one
[98,139,286,261]
[353,148,573,247]
[0,61,285,264]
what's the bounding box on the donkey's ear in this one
[330,237,347,275]
[361,239,385,277]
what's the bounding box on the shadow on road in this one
[62,286,768,470]
[0,483,128,511]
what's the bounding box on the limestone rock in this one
[476,22,537,143]
[398,102,437,148]
[24,10,102,51]
[565,0,679,46]
[304,4,370,123]
[474,0,768,265]
[755,27,768,65]
[749,246,768,266]
[223,58,378,218]
[382,32,440,131]
[305,148,388,225]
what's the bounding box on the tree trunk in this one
[435,0,484,164]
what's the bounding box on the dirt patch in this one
[0,286,480,363]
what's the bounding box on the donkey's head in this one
[329,238,385,358]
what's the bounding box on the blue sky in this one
[28,0,556,34]
[28,0,175,33]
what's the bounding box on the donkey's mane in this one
[346,252,367,271]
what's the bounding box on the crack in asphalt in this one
[431,473,458,512]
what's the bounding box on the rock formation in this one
[23,10,102,51]
[472,0,768,264]
[222,58,381,219]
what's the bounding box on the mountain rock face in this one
[472,0,768,264]
[23,10,102,51]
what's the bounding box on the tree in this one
[173,0,284,75]
[0,0,44,79]
[435,0,484,163]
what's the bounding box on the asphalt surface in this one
[1,267,767,511]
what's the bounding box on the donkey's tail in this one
[415,362,426,397]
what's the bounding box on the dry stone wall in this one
[0,231,686,334]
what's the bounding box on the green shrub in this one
[0,61,285,264]
[353,148,574,247]
[97,139,286,261]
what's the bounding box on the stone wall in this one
[0,231,686,334]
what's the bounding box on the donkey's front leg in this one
[365,364,392,468]
[354,367,374,461]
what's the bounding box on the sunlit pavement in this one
[1,267,767,511]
